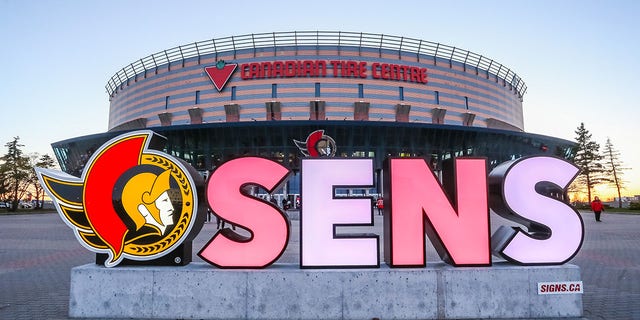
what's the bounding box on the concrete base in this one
[69,262,582,319]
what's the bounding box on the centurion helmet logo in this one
[294,130,337,157]
[36,131,200,267]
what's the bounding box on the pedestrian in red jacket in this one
[376,197,384,216]
[590,196,604,222]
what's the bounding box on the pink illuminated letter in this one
[300,158,379,268]
[489,156,583,265]
[384,158,490,267]
[198,157,290,268]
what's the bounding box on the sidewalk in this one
[0,210,638,319]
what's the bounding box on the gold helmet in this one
[121,170,172,230]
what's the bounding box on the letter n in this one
[384,157,490,267]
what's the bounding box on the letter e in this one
[300,158,379,268]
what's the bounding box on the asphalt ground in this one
[0,210,638,320]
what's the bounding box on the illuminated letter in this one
[381,64,390,79]
[198,157,290,268]
[316,60,327,77]
[330,60,340,77]
[400,65,410,81]
[272,61,285,78]
[240,64,251,80]
[420,68,428,84]
[371,63,381,79]
[384,158,490,267]
[284,60,297,77]
[489,156,583,265]
[410,67,420,83]
[300,60,315,77]
[261,62,271,78]
[358,62,367,78]
[388,64,398,80]
[301,158,379,268]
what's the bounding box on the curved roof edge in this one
[105,31,527,98]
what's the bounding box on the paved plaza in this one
[1,210,638,319]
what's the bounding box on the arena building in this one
[51,31,574,199]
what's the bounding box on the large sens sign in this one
[37,130,583,269]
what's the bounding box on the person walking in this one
[590,196,605,222]
[376,197,384,215]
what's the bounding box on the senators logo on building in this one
[294,130,337,157]
[36,130,201,267]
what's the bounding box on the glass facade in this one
[52,121,575,196]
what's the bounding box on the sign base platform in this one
[69,262,582,319]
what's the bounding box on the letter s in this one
[489,156,583,265]
[198,157,290,268]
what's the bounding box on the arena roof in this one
[105,31,527,98]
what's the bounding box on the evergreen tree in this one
[0,137,32,211]
[603,138,629,208]
[572,123,607,202]
[0,163,8,202]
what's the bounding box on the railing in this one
[106,31,527,98]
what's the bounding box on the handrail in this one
[105,31,527,98]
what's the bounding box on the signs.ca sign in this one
[37,130,583,269]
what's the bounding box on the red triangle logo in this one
[205,61,238,92]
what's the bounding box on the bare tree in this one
[603,138,629,208]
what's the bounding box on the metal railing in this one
[106,31,527,98]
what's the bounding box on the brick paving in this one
[0,210,638,319]
[571,211,640,319]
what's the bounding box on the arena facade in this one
[52,31,574,199]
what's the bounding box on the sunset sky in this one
[1,0,638,199]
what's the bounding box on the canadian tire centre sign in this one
[37,130,583,269]
[205,59,428,91]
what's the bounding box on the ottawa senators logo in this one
[294,130,336,157]
[36,130,202,267]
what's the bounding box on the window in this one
[165,96,169,110]
[272,84,277,99]
[231,86,236,101]
[434,91,440,105]
[195,91,200,104]
[464,96,469,110]
[315,82,320,97]
[399,87,404,101]
[358,84,364,99]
